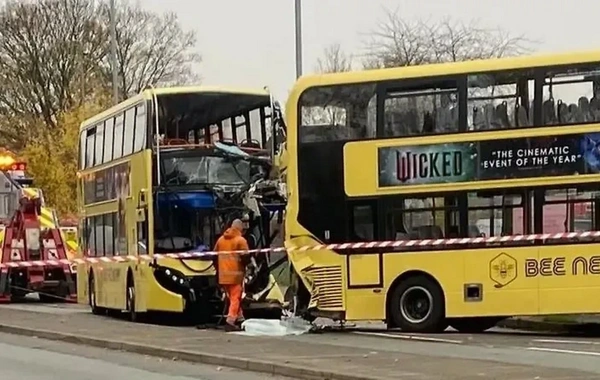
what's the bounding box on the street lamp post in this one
[110,0,118,104]
[294,0,303,79]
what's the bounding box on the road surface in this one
[0,332,290,380]
[2,302,600,379]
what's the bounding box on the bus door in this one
[134,186,149,312]
[346,200,382,289]
[125,154,150,313]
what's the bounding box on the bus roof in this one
[80,85,271,130]
[289,50,600,101]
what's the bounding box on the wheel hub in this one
[400,285,433,324]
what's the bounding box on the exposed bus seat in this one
[557,101,568,123]
[557,101,579,124]
[542,99,557,125]
[495,102,511,128]
[422,111,435,133]
[568,103,581,123]
[578,97,591,122]
[483,103,498,130]
[590,96,600,121]
[472,106,486,130]
[514,104,531,127]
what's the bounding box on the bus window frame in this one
[539,62,600,127]
[103,117,115,164]
[298,82,378,144]
[133,103,148,152]
[79,130,87,170]
[123,107,136,156]
[377,75,466,138]
[80,100,151,171]
[347,200,378,243]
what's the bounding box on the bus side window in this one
[467,192,523,238]
[103,213,115,256]
[350,204,375,242]
[467,71,534,132]
[401,197,446,239]
[299,83,376,143]
[383,83,458,138]
[541,187,595,233]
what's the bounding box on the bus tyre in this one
[389,275,446,333]
[89,275,104,315]
[126,282,137,322]
[449,317,503,333]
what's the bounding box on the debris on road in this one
[237,317,313,336]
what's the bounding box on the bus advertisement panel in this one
[378,132,600,187]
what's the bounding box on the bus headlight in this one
[152,265,190,293]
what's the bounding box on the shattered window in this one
[162,156,251,186]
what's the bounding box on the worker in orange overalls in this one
[215,219,249,331]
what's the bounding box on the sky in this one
[139,0,600,103]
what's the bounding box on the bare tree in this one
[0,0,201,150]
[315,43,353,74]
[303,43,354,130]
[364,8,533,69]
[100,1,201,97]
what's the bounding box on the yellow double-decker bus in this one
[285,50,600,332]
[77,86,287,322]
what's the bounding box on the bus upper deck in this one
[79,84,287,252]
[295,50,600,142]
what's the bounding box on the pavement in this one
[498,315,600,334]
[0,332,291,380]
[2,302,600,379]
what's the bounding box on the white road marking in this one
[527,347,600,356]
[351,331,463,344]
[532,339,600,346]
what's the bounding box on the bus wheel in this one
[126,280,137,322]
[449,317,503,333]
[390,275,446,333]
[89,274,104,315]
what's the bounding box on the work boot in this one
[224,322,242,332]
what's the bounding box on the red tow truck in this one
[0,158,76,303]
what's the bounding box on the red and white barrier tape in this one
[2,230,600,269]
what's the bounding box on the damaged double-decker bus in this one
[284,50,600,332]
[77,86,288,323]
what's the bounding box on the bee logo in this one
[489,253,517,288]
